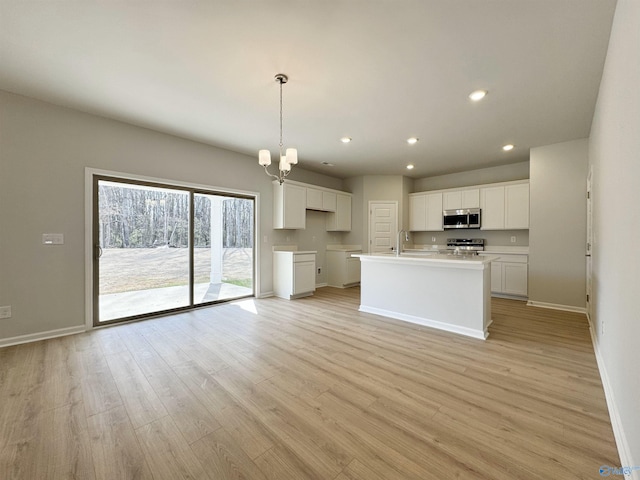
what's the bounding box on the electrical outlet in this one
[0,306,11,319]
[432,236,437,242]
[317,267,322,275]
[601,320,605,335]
[510,236,517,243]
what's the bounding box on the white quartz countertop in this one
[407,245,529,255]
[326,244,362,252]
[273,250,317,254]
[354,253,500,269]
[482,246,529,255]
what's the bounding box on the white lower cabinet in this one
[502,262,528,296]
[273,251,316,299]
[485,254,528,297]
[327,250,361,287]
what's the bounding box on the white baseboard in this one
[526,300,586,314]
[359,305,488,340]
[587,319,639,479]
[315,282,328,288]
[0,325,87,348]
[257,291,274,298]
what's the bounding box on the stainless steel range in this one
[444,238,485,256]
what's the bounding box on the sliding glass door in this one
[93,176,254,326]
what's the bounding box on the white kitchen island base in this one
[355,254,497,340]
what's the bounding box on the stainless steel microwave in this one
[443,208,481,229]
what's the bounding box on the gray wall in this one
[413,161,529,192]
[343,175,407,252]
[529,139,588,308]
[588,0,640,468]
[0,90,343,341]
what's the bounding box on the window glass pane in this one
[193,194,254,304]
[97,180,190,321]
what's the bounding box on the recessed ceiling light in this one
[407,137,419,144]
[406,164,415,170]
[502,144,515,151]
[469,90,488,101]
[321,161,335,166]
[340,137,352,143]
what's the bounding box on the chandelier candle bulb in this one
[259,149,272,166]
[286,148,298,165]
[279,156,291,172]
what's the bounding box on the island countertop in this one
[353,253,500,269]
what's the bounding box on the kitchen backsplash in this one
[411,230,529,247]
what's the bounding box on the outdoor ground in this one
[99,247,253,294]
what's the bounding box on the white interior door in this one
[586,167,593,320]
[368,202,398,253]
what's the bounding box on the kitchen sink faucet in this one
[396,230,410,256]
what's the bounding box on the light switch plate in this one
[0,306,11,319]
[43,233,64,245]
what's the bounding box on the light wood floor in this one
[0,287,619,479]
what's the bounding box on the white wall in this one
[0,90,342,341]
[529,139,588,309]
[588,0,640,471]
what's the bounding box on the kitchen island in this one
[354,253,499,339]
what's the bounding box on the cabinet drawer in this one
[294,253,316,263]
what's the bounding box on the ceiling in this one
[0,0,617,179]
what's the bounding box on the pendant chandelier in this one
[258,73,298,184]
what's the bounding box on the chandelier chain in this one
[279,78,284,155]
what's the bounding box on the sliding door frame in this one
[85,168,261,330]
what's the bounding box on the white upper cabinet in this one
[306,188,337,212]
[274,181,351,230]
[504,183,530,229]
[443,188,479,210]
[409,192,443,231]
[273,182,306,229]
[480,181,529,230]
[409,194,427,231]
[322,191,337,212]
[443,191,462,210]
[480,186,506,229]
[306,187,323,210]
[425,192,444,231]
[326,193,352,231]
[462,189,480,208]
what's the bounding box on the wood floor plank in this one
[49,400,96,480]
[135,415,210,480]
[116,330,222,444]
[87,405,154,480]
[190,427,268,480]
[213,365,349,479]
[171,361,275,460]
[253,445,327,480]
[77,348,123,417]
[105,350,168,429]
